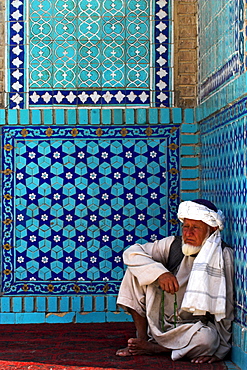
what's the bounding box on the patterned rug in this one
[0,322,227,370]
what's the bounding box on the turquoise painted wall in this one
[197,0,247,368]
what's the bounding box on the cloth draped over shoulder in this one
[177,201,226,321]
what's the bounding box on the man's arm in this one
[123,236,177,287]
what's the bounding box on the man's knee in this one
[186,326,220,359]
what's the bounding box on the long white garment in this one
[181,230,226,321]
[117,236,234,360]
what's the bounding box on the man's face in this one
[182,218,210,247]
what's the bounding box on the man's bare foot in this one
[127,338,169,356]
[116,347,132,357]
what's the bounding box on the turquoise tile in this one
[125,109,135,124]
[0,297,11,313]
[83,296,93,311]
[67,109,77,125]
[95,296,105,311]
[181,192,200,201]
[55,109,65,124]
[8,109,18,125]
[59,297,69,312]
[181,180,199,191]
[0,109,5,125]
[106,312,133,322]
[113,109,123,125]
[181,123,198,134]
[106,295,117,311]
[181,168,199,179]
[44,109,53,125]
[32,109,41,125]
[46,312,75,323]
[76,312,106,323]
[78,109,89,124]
[47,297,58,312]
[24,297,34,312]
[181,157,200,167]
[172,108,182,124]
[72,297,82,312]
[36,297,46,312]
[181,145,200,156]
[160,108,170,123]
[102,109,112,125]
[184,109,194,123]
[12,297,22,312]
[137,109,147,124]
[16,313,45,324]
[181,134,199,144]
[91,109,100,125]
[20,109,30,124]
[0,313,16,324]
[148,109,158,124]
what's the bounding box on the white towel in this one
[181,229,226,322]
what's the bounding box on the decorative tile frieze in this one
[6,0,172,109]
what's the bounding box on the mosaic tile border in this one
[198,0,245,102]
[6,0,171,109]
[1,124,180,296]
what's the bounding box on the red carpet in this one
[0,323,227,370]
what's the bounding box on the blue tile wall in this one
[198,0,245,104]
[6,0,173,109]
[200,98,247,369]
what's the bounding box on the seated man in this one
[116,199,234,364]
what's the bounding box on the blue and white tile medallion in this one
[7,0,171,109]
[0,125,180,295]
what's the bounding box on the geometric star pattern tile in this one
[200,98,247,326]
[7,0,171,108]
[0,125,180,295]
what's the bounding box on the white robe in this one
[117,236,234,361]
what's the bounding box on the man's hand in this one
[191,355,221,364]
[158,272,179,294]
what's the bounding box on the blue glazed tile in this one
[172,108,182,124]
[125,109,135,125]
[36,297,46,312]
[160,108,170,123]
[67,109,77,125]
[8,109,18,125]
[0,297,11,313]
[55,109,65,124]
[12,297,22,312]
[0,109,5,125]
[0,313,16,324]
[102,109,112,125]
[113,109,123,125]
[46,312,75,324]
[76,312,106,323]
[136,109,147,124]
[43,109,53,125]
[78,109,89,124]
[32,109,41,125]
[90,109,100,125]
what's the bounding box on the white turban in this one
[177,200,225,231]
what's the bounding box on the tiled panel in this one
[200,98,247,328]
[0,124,180,296]
[198,0,245,102]
[6,0,172,108]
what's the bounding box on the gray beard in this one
[182,243,202,256]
